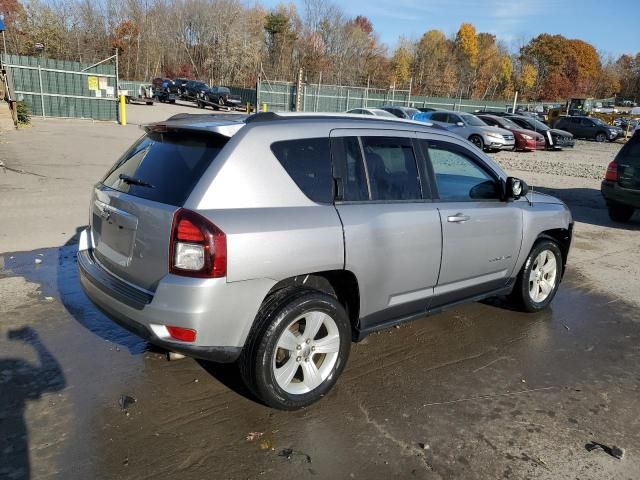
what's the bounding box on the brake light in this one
[605,161,618,181]
[166,326,196,342]
[170,208,226,278]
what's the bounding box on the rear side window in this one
[271,138,333,203]
[361,136,421,201]
[102,130,227,206]
[431,112,448,122]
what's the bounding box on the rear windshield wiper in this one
[118,173,155,188]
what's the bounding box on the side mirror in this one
[456,122,464,127]
[505,177,529,200]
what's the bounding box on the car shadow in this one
[55,228,150,355]
[0,327,66,480]
[532,186,640,230]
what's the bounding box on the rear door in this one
[330,129,442,328]
[417,136,523,306]
[91,128,229,291]
[617,134,640,190]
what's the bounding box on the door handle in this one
[447,213,470,223]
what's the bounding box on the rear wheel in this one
[510,239,563,312]
[595,131,607,143]
[607,203,635,222]
[240,288,351,410]
[469,135,484,150]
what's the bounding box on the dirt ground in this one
[1,108,639,479]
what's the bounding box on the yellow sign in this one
[87,76,99,91]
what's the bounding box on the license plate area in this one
[92,200,138,267]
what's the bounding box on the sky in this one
[258,0,640,58]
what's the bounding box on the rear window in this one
[101,130,227,206]
[270,138,333,203]
[617,133,640,188]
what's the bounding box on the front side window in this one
[271,138,333,203]
[361,136,421,201]
[424,141,499,202]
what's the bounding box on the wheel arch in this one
[536,227,573,277]
[262,270,361,339]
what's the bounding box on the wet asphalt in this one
[1,240,639,480]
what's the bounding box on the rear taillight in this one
[170,208,226,278]
[605,160,618,181]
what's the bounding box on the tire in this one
[170,99,175,104]
[239,288,351,410]
[469,135,484,150]
[607,203,634,222]
[510,239,563,313]
[595,131,607,143]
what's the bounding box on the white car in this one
[346,108,398,118]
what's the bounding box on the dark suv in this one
[555,116,623,143]
[183,80,210,100]
[171,78,189,96]
[601,131,640,222]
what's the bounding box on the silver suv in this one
[79,112,573,409]
[417,110,515,151]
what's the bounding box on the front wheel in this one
[595,132,607,143]
[510,239,563,312]
[469,135,484,150]
[240,288,351,410]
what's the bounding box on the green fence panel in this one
[5,54,117,121]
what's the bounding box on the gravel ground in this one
[493,140,622,179]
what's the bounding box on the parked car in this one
[171,78,189,96]
[153,79,176,104]
[477,114,546,151]
[415,110,515,151]
[78,112,573,409]
[183,80,210,100]
[380,106,420,119]
[601,130,640,222]
[553,116,622,142]
[346,108,398,118]
[506,115,575,150]
[200,86,242,109]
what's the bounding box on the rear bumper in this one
[78,230,274,362]
[601,180,640,208]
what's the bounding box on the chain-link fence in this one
[3,54,117,121]
[255,80,560,114]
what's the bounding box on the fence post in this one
[37,64,46,118]
[346,89,350,111]
[407,77,412,107]
[314,71,322,112]
[365,77,369,108]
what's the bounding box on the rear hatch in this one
[91,127,230,291]
[617,133,640,190]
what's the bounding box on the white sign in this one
[94,89,102,98]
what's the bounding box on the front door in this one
[330,129,442,330]
[418,137,523,307]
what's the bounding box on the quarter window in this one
[425,141,499,201]
[271,138,333,203]
[361,136,421,201]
